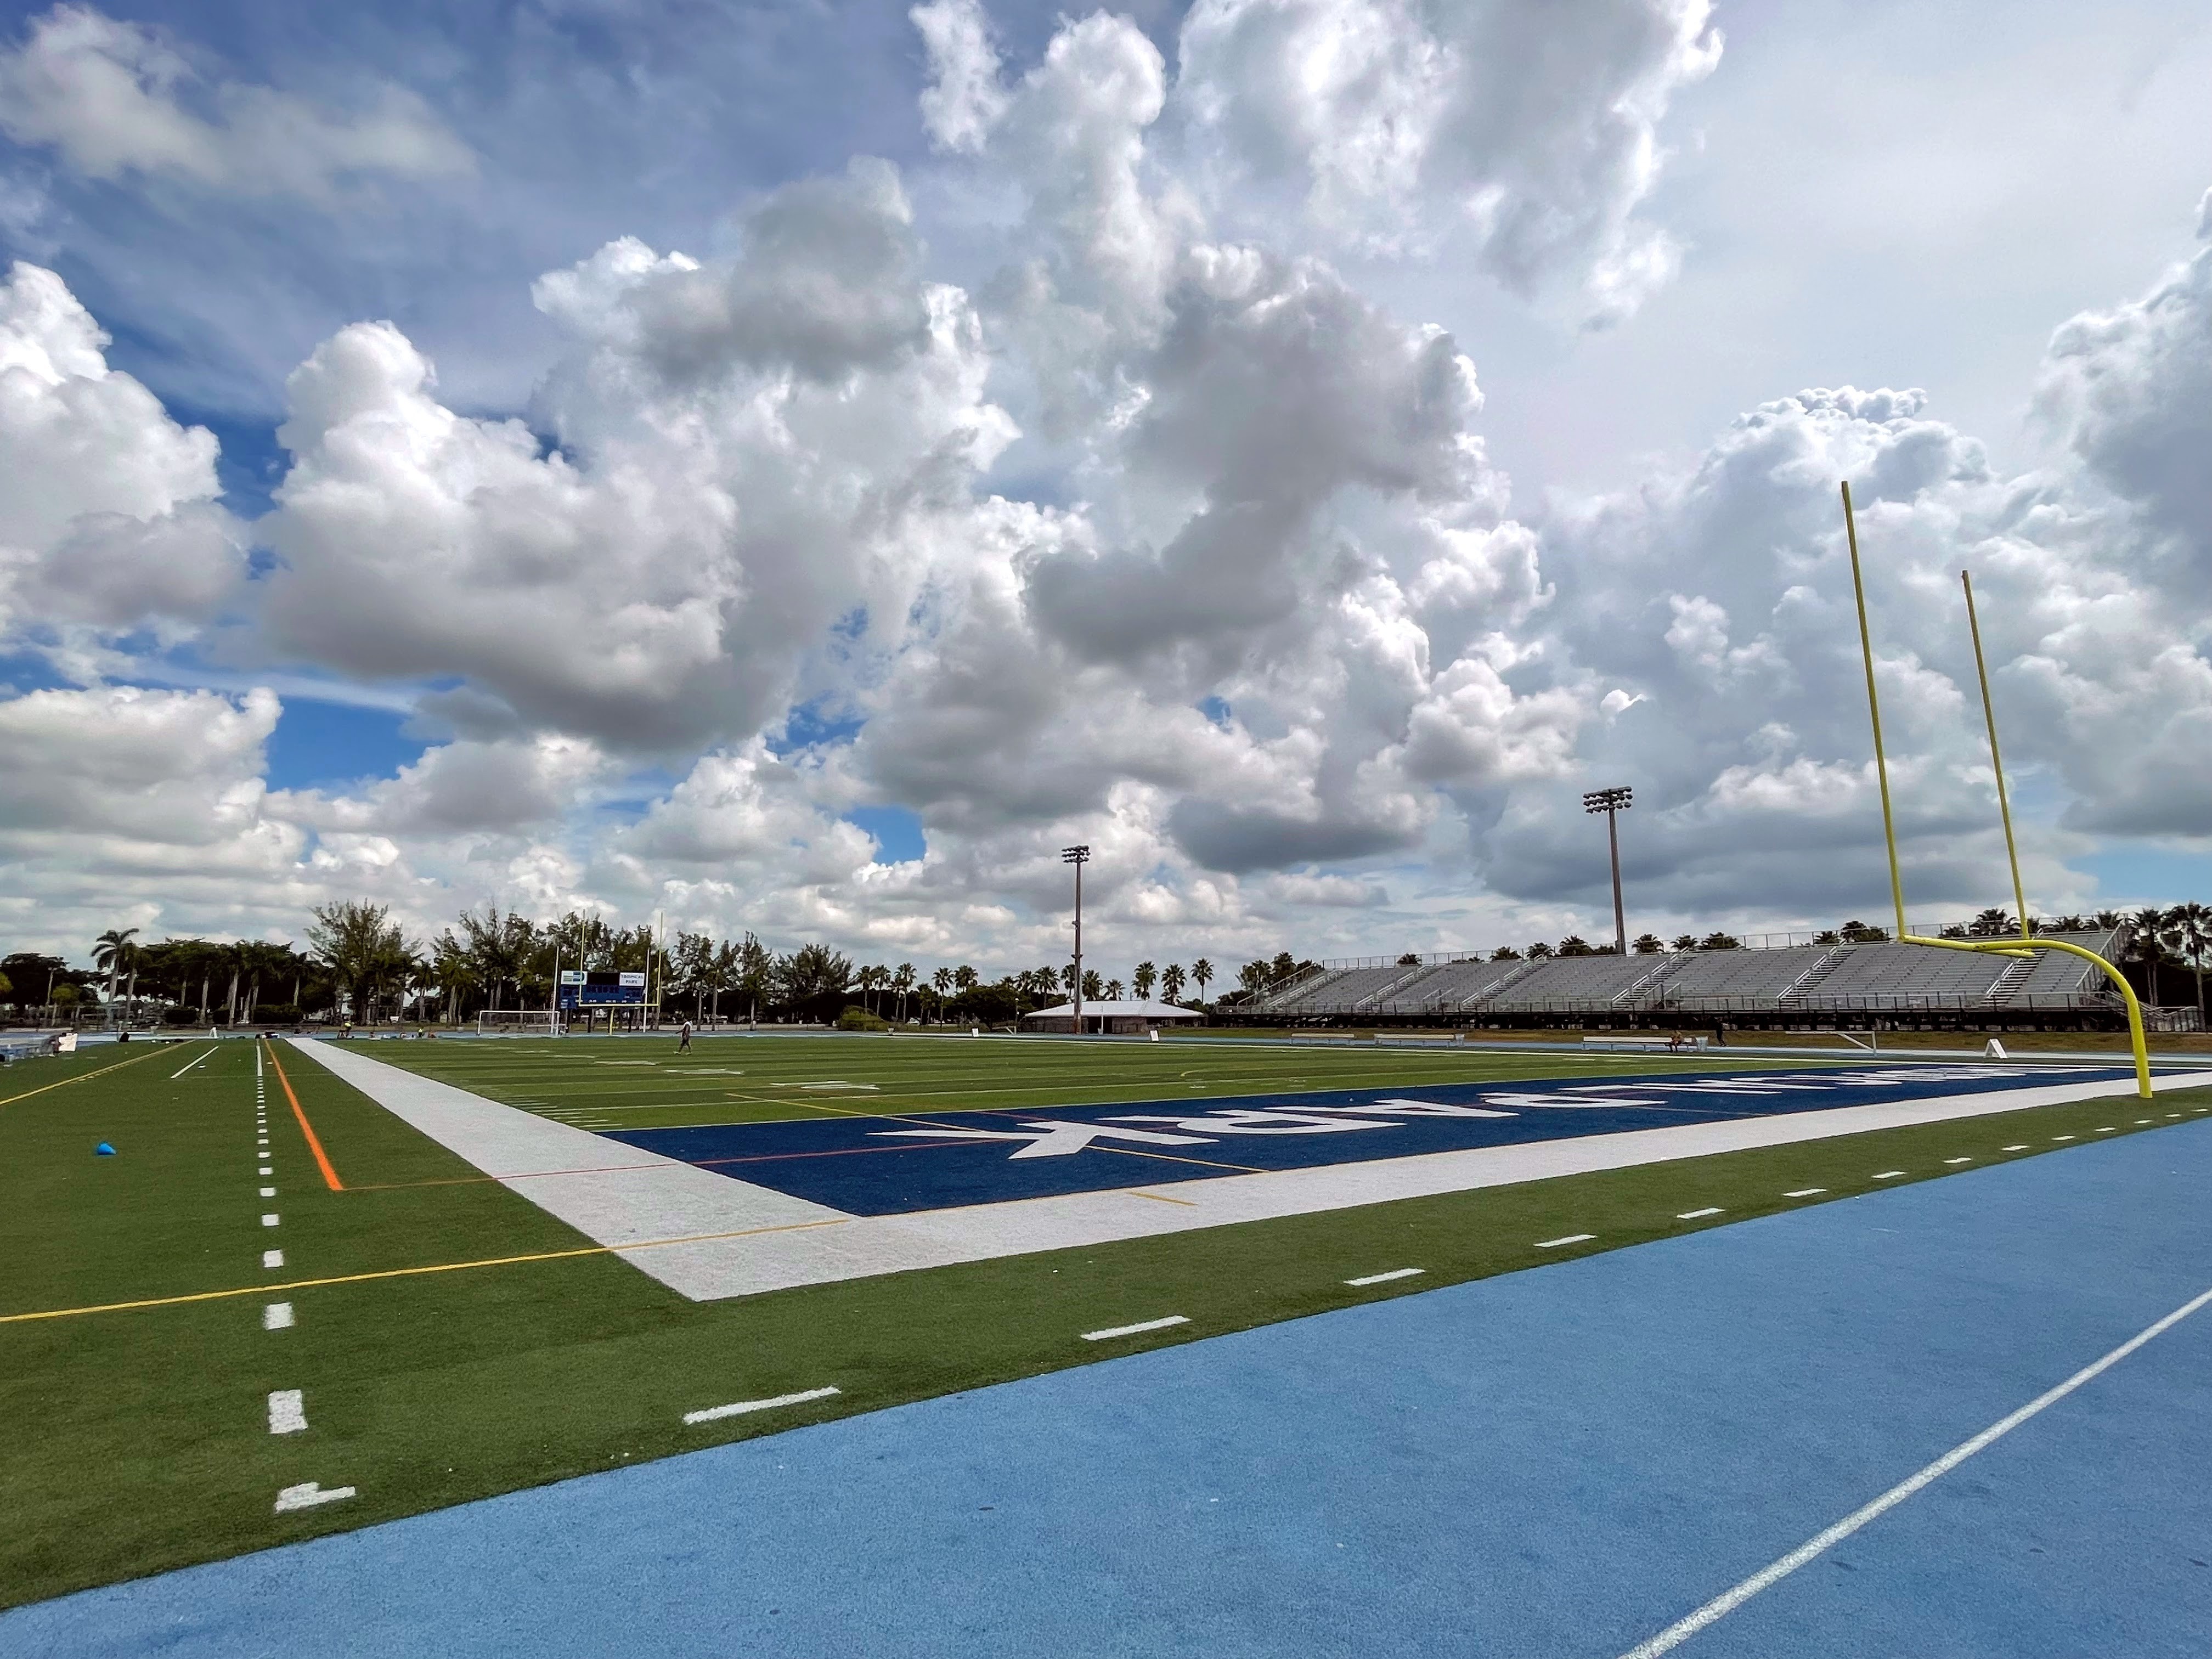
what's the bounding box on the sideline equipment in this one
[476,1011,562,1037]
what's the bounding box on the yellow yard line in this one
[0,1045,167,1108]
[0,1217,853,1325]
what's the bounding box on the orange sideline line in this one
[265,1040,343,1191]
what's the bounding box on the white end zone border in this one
[291,1039,2205,1304]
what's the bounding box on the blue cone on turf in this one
[95,1141,116,1156]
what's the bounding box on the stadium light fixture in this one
[1582,787,1633,956]
[1841,479,2151,1098]
[1063,845,1090,1035]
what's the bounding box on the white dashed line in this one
[263,1302,294,1330]
[1081,1316,1190,1342]
[258,1166,272,1175]
[2096,1127,2117,1133]
[1944,1157,1973,1165]
[1872,1171,1908,1180]
[1535,1234,1596,1249]
[682,1385,841,1424]
[1784,1188,1826,1198]
[1676,1207,1723,1220]
[259,1186,276,1198]
[274,1482,353,1513]
[2002,1144,2030,1152]
[263,1249,284,1269]
[261,1213,280,1227]
[2052,1135,2075,1142]
[1345,1268,1425,1287]
[267,1390,307,1434]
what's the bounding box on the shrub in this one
[835,1005,890,1031]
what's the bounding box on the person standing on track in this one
[678,1019,693,1053]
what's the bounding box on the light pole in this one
[1583,787,1634,957]
[1063,845,1090,1035]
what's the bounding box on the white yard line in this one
[682,1386,840,1425]
[274,1482,353,1513]
[1784,1188,1826,1198]
[170,1048,217,1079]
[1345,1268,1425,1287]
[1676,1207,1724,1220]
[1081,1315,1189,1341]
[1617,1284,2212,1659]
[1536,1234,1596,1249]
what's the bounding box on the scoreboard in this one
[557,970,646,1011]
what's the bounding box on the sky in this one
[2,0,2209,976]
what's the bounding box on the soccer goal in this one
[476,1011,562,1036]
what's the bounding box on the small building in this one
[1020,998,1208,1035]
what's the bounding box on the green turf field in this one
[3,1034,2205,1610]
[359,1030,1820,1133]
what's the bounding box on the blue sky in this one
[1,0,2208,969]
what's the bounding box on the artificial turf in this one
[3,1034,2205,1610]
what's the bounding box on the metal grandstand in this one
[1235,928,2143,1030]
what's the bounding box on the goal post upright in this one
[1841,481,2151,1097]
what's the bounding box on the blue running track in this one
[12,1119,2210,1657]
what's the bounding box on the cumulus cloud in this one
[0,261,245,653]
[0,4,472,200]
[1174,0,1722,319]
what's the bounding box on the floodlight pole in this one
[1582,787,1633,956]
[1063,845,1090,1035]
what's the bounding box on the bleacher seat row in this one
[1248,932,2126,1020]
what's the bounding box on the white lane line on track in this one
[258,1165,272,1175]
[682,1386,840,1424]
[263,1302,294,1330]
[1783,1188,1826,1198]
[1081,1316,1189,1342]
[2097,1126,2118,1132]
[267,1390,307,1434]
[1676,1207,1723,1220]
[1615,1282,2212,1659]
[170,1048,217,1079]
[1535,1234,1595,1249]
[1345,1268,1425,1287]
[2052,1135,2076,1142]
[274,1482,353,1513]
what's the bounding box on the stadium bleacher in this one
[1234,928,2134,1026]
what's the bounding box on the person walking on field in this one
[678,1019,693,1053]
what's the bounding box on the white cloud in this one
[0,4,471,200]
[0,261,245,652]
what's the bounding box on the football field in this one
[3,1031,2208,1624]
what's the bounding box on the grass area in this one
[3,1034,2206,1611]
[359,1030,1833,1134]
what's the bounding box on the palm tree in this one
[2159,903,2210,1028]
[1190,958,1212,1004]
[1161,963,1186,1003]
[1105,978,1125,1001]
[93,926,139,1003]
[2121,907,2171,1000]
[1132,961,1156,1000]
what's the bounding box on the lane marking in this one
[682,1385,841,1425]
[267,1390,307,1434]
[1784,1188,1826,1198]
[1616,1283,2212,1659]
[259,1187,276,1198]
[1535,1234,1595,1249]
[1677,1207,1723,1220]
[264,1042,343,1191]
[263,1302,294,1330]
[258,1165,272,1175]
[262,1250,284,1269]
[1082,1315,1189,1342]
[1346,1268,1425,1287]
[2002,1144,2030,1151]
[170,1047,218,1079]
[0,1045,165,1109]
[1872,1170,1907,1180]
[2096,1126,2117,1133]
[1944,1157,1973,1165]
[274,1482,353,1513]
[261,1214,280,1227]
[2052,1135,2075,1142]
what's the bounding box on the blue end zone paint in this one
[14,1117,2208,1656]
[603,1064,2145,1215]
